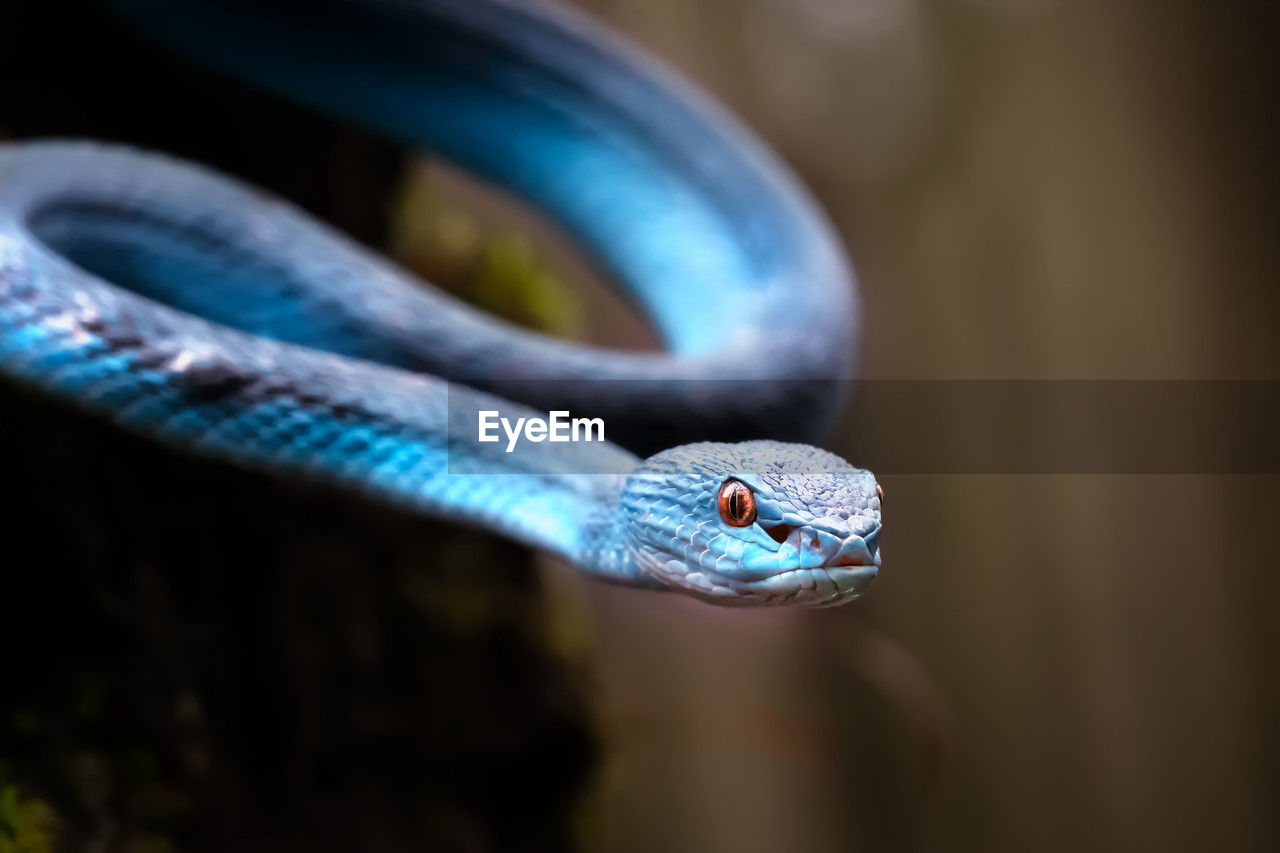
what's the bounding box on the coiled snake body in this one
[0,0,882,606]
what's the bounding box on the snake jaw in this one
[746,526,880,605]
[636,548,878,607]
[632,520,882,607]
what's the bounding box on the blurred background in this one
[1,0,1278,851]
[562,2,1279,851]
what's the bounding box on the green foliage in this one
[471,233,584,337]
[391,163,585,338]
[0,785,54,853]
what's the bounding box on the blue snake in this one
[0,0,882,606]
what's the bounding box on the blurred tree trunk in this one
[570,2,1279,853]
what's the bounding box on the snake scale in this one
[0,0,882,606]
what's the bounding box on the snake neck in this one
[573,487,648,588]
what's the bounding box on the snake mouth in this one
[756,539,881,605]
[808,564,878,606]
[725,562,878,607]
[639,534,880,607]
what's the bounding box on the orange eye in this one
[875,483,885,506]
[718,480,757,527]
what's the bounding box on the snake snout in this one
[830,534,877,567]
[826,521,881,569]
[830,550,868,567]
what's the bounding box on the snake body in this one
[0,0,882,606]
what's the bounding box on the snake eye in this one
[875,483,885,506]
[718,480,757,528]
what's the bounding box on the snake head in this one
[620,440,882,606]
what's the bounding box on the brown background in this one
[560,1,1279,851]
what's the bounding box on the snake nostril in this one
[765,524,794,545]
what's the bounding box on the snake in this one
[0,0,882,607]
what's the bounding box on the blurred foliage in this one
[0,784,54,853]
[391,163,586,338]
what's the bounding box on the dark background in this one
[2,0,1279,851]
